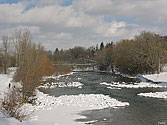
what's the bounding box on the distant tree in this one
[113,32,167,75]
[46,50,53,62]
[55,48,59,52]
[105,41,113,48]
[2,35,10,74]
[95,44,99,51]
[70,46,87,60]
[95,44,114,71]
[87,46,96,58]
[100,42,104,50]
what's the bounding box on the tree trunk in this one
[158,56,161,74]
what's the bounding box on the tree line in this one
[48,31,167,76]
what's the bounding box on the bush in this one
[40,55,55,76]
[1,88,28,121]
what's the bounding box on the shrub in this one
[1,88,28,121]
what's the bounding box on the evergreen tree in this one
[96,44,99,51]
[100,41,104,50]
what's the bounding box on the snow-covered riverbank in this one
[138,72,167,99]
[100,72,167,99]
[142,72,167,83]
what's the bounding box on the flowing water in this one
[40,72,167,125]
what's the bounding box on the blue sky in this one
[0,0,22,4]
[61,0,72,6]
[0,0,166,50]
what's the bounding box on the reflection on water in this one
[40,72,167,125]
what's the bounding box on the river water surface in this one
[40,72,167,125]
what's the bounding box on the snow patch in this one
[84,120,98,124]
[0,73,13,99]
[43,72,75,80]
[138,91,167,99]
[142,72,167,83]
[22,90,129,125]
[107,87,121,90]
[100,82,167,88]
[35,90,129,110]
[39,81,83,89]
[73,67,95,72]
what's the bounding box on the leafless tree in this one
[2,35,10,74]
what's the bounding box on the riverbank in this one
[142,72,167,83]
[136,72,167,99]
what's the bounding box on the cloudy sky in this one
[0,0,166,50]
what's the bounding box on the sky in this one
[0,0,166,50]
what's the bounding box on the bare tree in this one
[2,35,10,74]
[13,28,55,98]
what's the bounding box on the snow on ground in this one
[0,69,129,125]
[100,82,167,89]
[0,74,12,99]
[138,72,167,99]
[106,86,122,90]
[142,72,167,83]
[23,90,129,125]
[35,90,129,110]
[0,90,129,125]
[138,91,167,99]
[84,120,98,124]
[43,72,75,80]
[0,68,15,100]
[40,72,83,89]
[73,67,95,72]
[39,81,83,89]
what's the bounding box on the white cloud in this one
[0,3,24,24]
[73,0,167,25]
[95,21,127,37]
[56,32,72,39]
[0,0,166,50]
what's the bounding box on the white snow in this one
[0,69,14,99]
[73,67,95,72]
[138,91,167,99]
[43,72,75,80]
[24,90,129,125]
[40,72,83,89]
[100,82,167,88]
[35,90,129,110]
[39,81,83,89]
[107,87,122,90]
[114,71,136,78]
[142,72,167,83]
[84,120,98,124]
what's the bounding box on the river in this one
[40,71,167,125]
